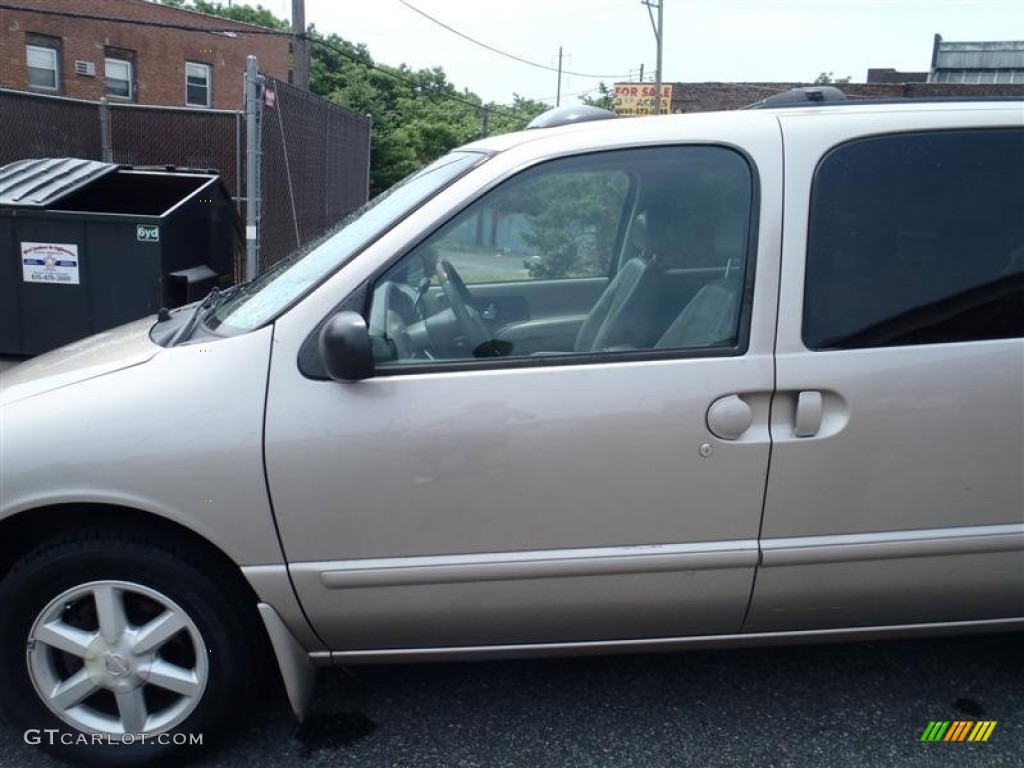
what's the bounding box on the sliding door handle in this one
[794,390,823,437]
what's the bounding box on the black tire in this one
[0,530,262,767]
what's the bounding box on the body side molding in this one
[313,540,759,589]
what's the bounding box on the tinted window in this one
[804,129,1024,349]
[368,145,754,368]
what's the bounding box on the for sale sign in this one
[612,83,673,116]
[21,242,80,285]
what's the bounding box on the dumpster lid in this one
[0,157,119,208]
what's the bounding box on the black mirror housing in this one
[318,311,374,381]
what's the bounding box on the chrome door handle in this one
[794,390,823,437]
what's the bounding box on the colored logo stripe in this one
[945,721,973,741]
[920,720,997,742]
[921,721,950,741]
[968,721,997,742]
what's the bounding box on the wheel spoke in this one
[115,688,148,735]
[49,667,99,710]
[34,620,97,659]
[146,659,201,697]
[93,585,128,644]
[132,610,188,655]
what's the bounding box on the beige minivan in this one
[1,95,1022,766]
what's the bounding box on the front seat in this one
[655,270,742,349]
[655,211,748,350]
[573,211,664,352]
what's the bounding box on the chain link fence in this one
[258,76,371,271]
[1,76,371,281]
[108,104,243,205]
[0,89,102,163]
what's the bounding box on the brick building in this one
[0,0,289,109]
[666,32,1024,113]
[868,34,1024,85]
[866,68,928,84]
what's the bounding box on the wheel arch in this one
[0,503,256,599]
[0,501,322,718]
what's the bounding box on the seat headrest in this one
[630,211,650,253]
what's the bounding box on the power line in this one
[533,86,606,103]
[397,0,631,80]
[306,34,525,121]
[0,2,538,125]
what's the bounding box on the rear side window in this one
[804,129,1024,350]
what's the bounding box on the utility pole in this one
[641,0,664,115]
[291,0,309,90]
[556,46,563,107]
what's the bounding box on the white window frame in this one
[26,44,59,91]
[105,57,133,100]
[185,61,211,108]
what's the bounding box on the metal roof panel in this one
[936,40,1024,71]
[0,157,118,207]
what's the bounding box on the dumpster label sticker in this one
[21,242,80,285]
[137,224,160,243]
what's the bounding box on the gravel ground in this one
[2,631,1021,767]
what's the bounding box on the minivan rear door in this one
[749,108,1024,632]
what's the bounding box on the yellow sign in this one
[613,83,673,116]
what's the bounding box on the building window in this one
[26,36,60,91]
[185,62,211,107]
[105,57,133,100]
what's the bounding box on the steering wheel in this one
[435,259,490,354]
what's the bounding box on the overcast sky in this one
[262,0,1024,105]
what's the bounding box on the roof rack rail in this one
[741,86,848,110]
[527,105,617,129]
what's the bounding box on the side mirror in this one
[318,311,374,381]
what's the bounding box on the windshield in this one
[208,150,487,331]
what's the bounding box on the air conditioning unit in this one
[74,60,96,76]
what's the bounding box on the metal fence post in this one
[99,98,112,162]
[365,112,373,199]
[244,55,261,281]
[235,110,242,215]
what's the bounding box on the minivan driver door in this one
[263,123,783,654]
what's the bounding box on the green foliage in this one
[160,0,288,29]
[813,72,852,85]
[512,172,630,280]
[581,82,615,111]
[161,1,547,197]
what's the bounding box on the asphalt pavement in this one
[2,631,1021,767]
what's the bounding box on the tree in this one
[507,172,629,280]
[581,82,615,111]
[160,2,543,194]
[159,0,288,29]
[813,72,852,85]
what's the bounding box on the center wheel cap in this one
[84,636,152,691]
[104,653,131,677]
